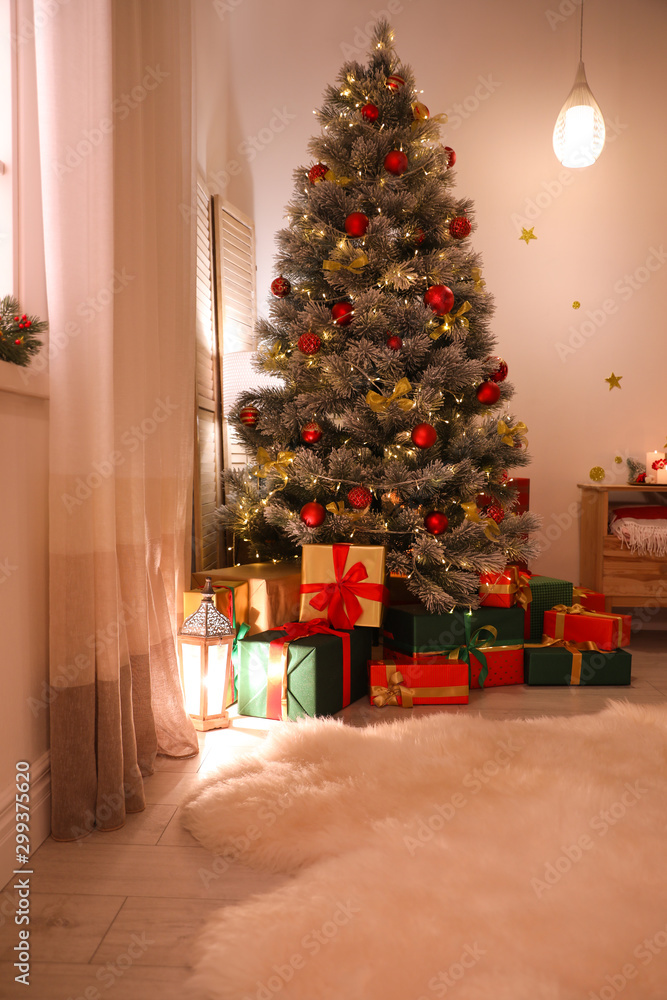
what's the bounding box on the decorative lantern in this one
[177,577,236,731]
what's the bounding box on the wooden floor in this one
[2,628,667,998]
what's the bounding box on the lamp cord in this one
[579,0,584,61]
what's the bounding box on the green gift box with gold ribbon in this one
[383,604,524,654]
[525,640,631,686]
[523,576,574,642]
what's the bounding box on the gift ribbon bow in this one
[480,565,532,611]
[471,267,486,292]
[429,301,472,339]
[446,622,497,689]
[371,666,415,708]
[324,169,351,186]
[300,543,389,629]
[497,420,528,448]
[549,605,626,648]
[460,501,500,540]
[266,618,351,720]
[366,377,414,413]
[326,500,367,520]
[526,636,602,685]
[323,252,368,273]
[252,447,295,483]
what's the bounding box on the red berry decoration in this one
[386,334,403,351]
[424,285,455,316]
[331,302,354,326]
[476,381,501,405]
[424,511,449,535]
[487,356,508,383]
[297,332,321,355]
[413,227,425,245]
[411,423,437,449]
[486,503,505,525]
[384,150,408,176]
[449,216,471,239]
[308,163,328,184]
[361,103,379,122]
[300,502,326,527]
[443,146,456,168]
[348,486,372,509]
[239,405,259,426]
[344,211,369,237]
[271,275,291,298]
[386,74,406,91]
[301,421,323,444]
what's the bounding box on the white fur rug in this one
[181,703,667,999]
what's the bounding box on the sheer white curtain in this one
[35,0,198,841]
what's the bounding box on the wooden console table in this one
[578,483,667,611]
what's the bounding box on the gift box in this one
[369,659,468,706]
[384,642,524,689]
[525,643,631,686]
[237,619,372,721]
[542,605,631,652]
[479,565,532,610]
[184,579,250,708]
[524,576,574,643]
[383,604,525,655]
[192,561,301,634]
[506,476,530,515]
[299,543,388,629]
[572,586,606,613]
[386,574,422,606]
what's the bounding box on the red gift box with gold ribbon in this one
[479,565,532,611]
[542,604,631,652]
[369,659,469,707]
[572,586,606,614]
[299,543,389,629]
[384,642,524,689]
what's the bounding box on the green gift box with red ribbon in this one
[299,543,389,629]
[236,618,372,721]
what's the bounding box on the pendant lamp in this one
[552,0,605,168]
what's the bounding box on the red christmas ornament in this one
[14,338,22,345]
[386,74,406,91]
[443,146,456,168]
[449,216,471,239]
[271,275,291,298]
[476,492,494,509]
[344,211,369,237]
[347,486,372,509]
[331,302,354,326]
[424,511,449,535]
[486,356,508,383]
[486,503,505,524]
[424,285,455,316]
[361,103,379,122]
[239,405,259,426]
[476,381,501,405]
[308,163,329,184]
[386,333,403,350]
[300,502,326,527]
[384,150,408,176]
[297,332,321,355]
[413,227,425,245]
[411,423,437,449]
[301,421,323,444]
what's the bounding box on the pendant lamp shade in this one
[553,60,605,169]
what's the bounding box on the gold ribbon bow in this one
[326,501,367,521]
[497,420,528,448]
[371,668,415,708]
[526,636,602,685]
[471,267,486,292]
[324,169,351,186]
[252,448,295,484]
[323,252,368,273]
[366,377,414,413]
[460,501,500,540]
[429,301,472,340]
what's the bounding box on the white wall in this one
[196,0,667,584]
[0,0,50,891]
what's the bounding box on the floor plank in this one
[0,961,190,999]
[0,892,125,964]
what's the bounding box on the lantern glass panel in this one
[180,641,203,716]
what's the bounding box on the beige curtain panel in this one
[36,0,199,841]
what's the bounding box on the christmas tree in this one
[217,19,539,612]
[0,296,46,367]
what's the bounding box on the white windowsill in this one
[0,357,49,399]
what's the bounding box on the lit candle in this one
[646,451,665,484]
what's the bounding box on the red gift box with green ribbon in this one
[299,543,389,629]
[542,604,631,652]
[369,659,469,707]
[236,618,372,721]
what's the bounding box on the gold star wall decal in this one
[605,372,623,390]
[519,227,537,244]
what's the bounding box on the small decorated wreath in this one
[0,295,47,367]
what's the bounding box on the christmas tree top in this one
[217,19,538,612]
